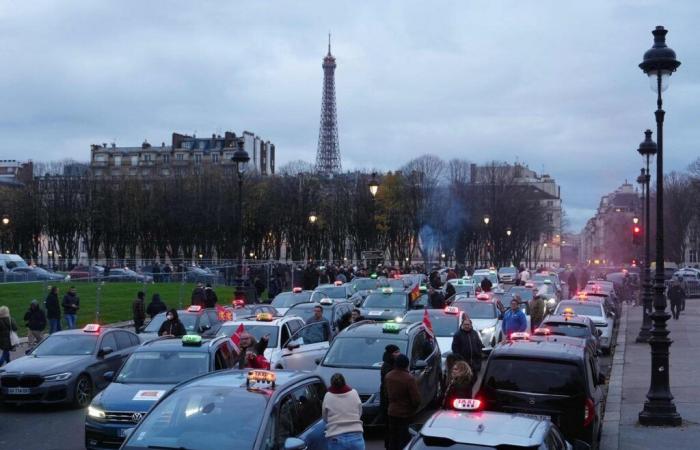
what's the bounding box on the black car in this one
[316,320,442,426]
[536,314,601,356]
[477,338,605,449]
[284,300,355,335]
[359,287,414,322]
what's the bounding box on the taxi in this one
[218,313,328,371]
[85,334,236,449]
[119,369,329,450]
[406,398,585,449]
[310,282,354,303]
[359,287,414,322]
[269,287,313,315]
[555,297,614,353]
[0,324,139,407]
[445,278,476,297]
[139,305,231,342]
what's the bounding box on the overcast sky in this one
[1,1,698,231]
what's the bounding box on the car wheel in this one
[73,375,93,408]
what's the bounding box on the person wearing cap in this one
[24,299,46,347]
[384,354,421,450]
[530,292,546,332]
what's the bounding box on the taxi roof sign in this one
[370,273,378,279]
[509,332,530,341]
[319,297,333,305]
[476,293,490,301]
[381,287,393,294]
[187,305,202,312]
[83,324,100,333]
[452,398,481,411]
[256,312,274,322]
[232,299,246,309]
[182,334,202,346]
[419,285,427,292]
[383,322,401,333]
[292,287,302,293]
[247,370,276,388]
[334,280,343,286]
[533,327,551,336]
[444,306,459,315]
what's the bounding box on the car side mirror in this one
[286,339,301,351]
[284,437,307,450]
[98,347,113,358]
[314,357,322,365]
[413,359,428,371]
[199,325,211,333]
[103,371,115,382]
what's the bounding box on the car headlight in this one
[547,298,556,305]
[88,405,106,419]
[44,372,72,382]
[395,316,403,323]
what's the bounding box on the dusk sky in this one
[1,1,698,231]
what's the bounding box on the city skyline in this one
[0,2,699,230]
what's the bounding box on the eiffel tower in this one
[315,34,341,175]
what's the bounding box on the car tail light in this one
[583,398,595,427]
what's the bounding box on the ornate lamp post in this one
[638,26,682,427]
[636,131,656,343]
[368,173,380,198]
[232,148,250,279]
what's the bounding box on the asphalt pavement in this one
[0,286,615,450]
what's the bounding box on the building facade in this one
[90,131,275,178]
[0,159,33,187]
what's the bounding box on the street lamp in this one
[1,216,9,226]
[506,228,512,237]
[308,211,318,224]
[368,173,380,198]
[636,131,656,345]
[633,217,640,225]
[638,25,682,427]
[483,215,490,226]
[232,147,250,279]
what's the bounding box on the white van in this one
[0,254,29,272]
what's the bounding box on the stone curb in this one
[601,304,629,450]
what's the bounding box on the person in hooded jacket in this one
[204,284,218,308]
[24,300,46,347]
[132,291,146,333]
[190,282,206,306]
[0,306,18,366]
[147,293,167,319]
[157,309,186,337]
[380,344,400,449]
[44,286,61,334]
[385,354,421,450]
[443,360,474,409]
[451,317,484,373]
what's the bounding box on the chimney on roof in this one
[212,133,216,139]
[102,143,107,148]
[112,143,116,148]
[142,140,151,149]
[161,142,165,148]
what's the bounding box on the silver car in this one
[555,300,614,354]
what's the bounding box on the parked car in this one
[69,265,105,281]
[104,268,153,283]
[3,266,66,282]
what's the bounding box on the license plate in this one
[7,387,31,395]
[516,413,551,422]
[368,311,383,316]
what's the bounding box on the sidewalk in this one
[603,300,700,449]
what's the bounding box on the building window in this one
[690,250,698,263]
[182,141,192,150]
[194,153,202,164]
[113,156,121,166]
[547,200,553,207]
[198,141,206,150]
[162,154,170,163]
[130,156,137,166]
[212,153,219,163]
[547,213,553,224]
[143,154,152,161]
[176,153,184,161]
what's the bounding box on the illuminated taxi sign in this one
[454,279,467,286]
[543,279,552,285]
[370,273,378,279]
[381,287,393,294]
[334,280,343,286]
[533,327,551,336]
[187,305,202,313]
[577,292,588,300]
[232,299,246,309]
[524,282,535,288]
[452,398,481,411]
[509,332,530,341]
[476,293,490,301]
[182,334,202,346]
[246,370,276,388]
[382,322,401,333]
[319,298,333,305]
[83,324,100,333]
[419,285,427,292]
[256,312,274,322]
[292,287,302,293]
[444,306,459,315]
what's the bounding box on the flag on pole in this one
[409,284,421,302]
[422,309,434,340]
[215,304,228,321]
[230,323,245,353]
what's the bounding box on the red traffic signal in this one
[632,226,642,245]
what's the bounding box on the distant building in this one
[90,131,275,178]
[580,182,641,265]
[0,159,33,187]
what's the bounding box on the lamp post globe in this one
[1,216,9,226]
[368,172,380,198]
[506,228,512,237]
[638,26,682,427]
[308,211,318,224]
[483,215,490,226]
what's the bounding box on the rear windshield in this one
[311,287,346,301]
[484,358,584,395]
[323,337,407,369]
[452,301,497,319]
[271,291,312,308]
[541,322,590,338]
[555,303,603,317]
[363,293,407,308]
[403,312,459,337]
[353,279,380,291]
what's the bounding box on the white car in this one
[451,295,502,351]
[217,314,331,370]
[555,299,614,354]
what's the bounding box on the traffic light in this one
[632,225,641,245]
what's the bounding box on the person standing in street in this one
[322,373,365,450]
[147,293,167,319]
[385,354,421,450]
[520,266,531,285]
[204,284,218,308]
[24,300,46,347]
[568,270,578,296]
[428,286,446,309]
[443,360,474,408]
[45,286,61,334]
[132,291,146,333]
[62,286,80,329]
[451,317,484,374]
[379,344,400,450]
[0,306,18,366]
[190,282,206,306]
[500,298,528,340]
[529,292,546,332]
[668,280,685,320]
[157,309,186,337]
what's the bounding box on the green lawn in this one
[0,281,242,336]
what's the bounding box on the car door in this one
[278,322,331,370]
[91,332,120,389]
[409,331,434,408]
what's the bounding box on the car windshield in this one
[541,322,590,338]
[218,324,279,348]
[502,288,534,303]
[450,284,475,295]
[285,304,332,322]
[499,268,517,275]
[472,273,498,285]
[556,304,603,317]
[311,287,346,301]
[452,301,497,319]
[323,337,407,369]
[144,313,198,333]
[33,334,96,356]
[123,386,265,450]
[484,358,584,396]
[403,312,459,337]
[271,292,312,308]
[533,274,556,285]
[387,279,406,289]
[363,293,407,309]
[116,351,209,384]
[353,278,379,291]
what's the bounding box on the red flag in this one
[409,284,421,302]
[422,309,434,340]
[215,304,227,321]
[231,323,245,353]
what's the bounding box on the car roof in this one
[421,410,549,447]
[542,314,594,326]
[340,321,418,339]
[222,317,289,326]
[403,308,463,319]
[558,300,604,309]
[491,339,586,363]
[52,327,122,337]
[138,336,225,351]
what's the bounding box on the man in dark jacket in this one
[451,317,485,373]
[668,280,685,320]
[132,291,146,333]
[24,300,46,347]
[204,284,218,308]
[191,282,206,306]
[385,354,421,450]
[45,286,61,334]
[428,286,446,309]
[147,293,167,319]
[568,271,578,295]
[62,286,80,329]
[379,344,400,449]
